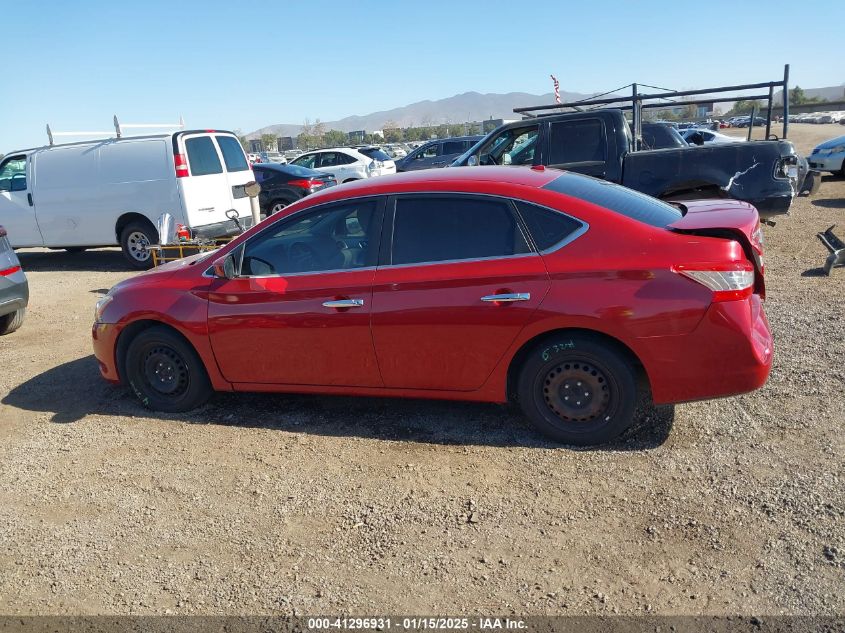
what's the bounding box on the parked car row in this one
[788,112,845,124]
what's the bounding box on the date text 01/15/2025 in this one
[306,617,527,630]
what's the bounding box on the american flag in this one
[550,75,561,104]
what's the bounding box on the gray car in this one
[395,136,483,172]
[0,226,28,334]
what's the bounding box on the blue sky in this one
[3,0,843,152]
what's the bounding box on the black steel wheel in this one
[517,335,637,445]
[124,326,212,412]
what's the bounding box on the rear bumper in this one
[92,322,123,384]
[643,295,772,405]
[192,216,255,240]
[0,274,29,317]
[747,195,793,218]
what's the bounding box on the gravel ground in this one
[0,125,843,616]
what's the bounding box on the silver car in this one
[0,226,28,334]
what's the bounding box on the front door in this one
[371,194,550,391]
[0,155,42,247]
[208,197,385,387]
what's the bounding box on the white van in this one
[0,130,255,268]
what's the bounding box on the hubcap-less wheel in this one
[142,345,189,396]
[126,230,151,262]
[542,361,612,423]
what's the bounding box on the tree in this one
[313,118,326,140]
[384,127,403,143]
[260,134,277,151]
[322,129,347,148]
[233,129,250,151]
[300,118,313,138]
[789,85,826,105]
[730,100,765,115]
[448,124,466,137]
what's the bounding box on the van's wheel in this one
[124,326,212,412]
[119,221,156,270]
[64,247,87,253]
[0,309,25,335]
[517,335,637,446]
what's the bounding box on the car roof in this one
[304,166,559,201]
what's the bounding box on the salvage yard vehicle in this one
[451,108,807,218]
[92,167,772,446]
[0,226,28,335]
[394,136,484,171]
[253,162,337,216]
[807,135,845,176]
[0,122,256,269]
[289,147,396,183]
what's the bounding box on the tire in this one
[0,308,25,335]
[517,335,637,446]
[64,247,87,253]
[119,221,157,270]
[124,326,212,412]
[267,199,291,216]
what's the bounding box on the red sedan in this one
[92,167,772,445]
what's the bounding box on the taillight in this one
[0,227,7,238]
[673,261,755,302]
[175,224,191,241]
[0,265,22,277]
[174,153,189,178]
[288,178,323,189]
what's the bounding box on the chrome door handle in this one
[480,293,531,303]
[322,298,364,309]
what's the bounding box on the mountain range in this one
[246,89,592,138]
[247,84,845,139]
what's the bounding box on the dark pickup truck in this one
[450,109,808,217]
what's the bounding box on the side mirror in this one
[212,254,236,279]
[467,155,478,167]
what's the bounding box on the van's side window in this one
[0,156,27,192]
[216,136,250,172]
[185,136,223,176]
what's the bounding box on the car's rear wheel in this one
[120,221,156,270]
[0,308,25,335]
[124,326,212,412]
[268,199,290,216]
[517,335,637,445]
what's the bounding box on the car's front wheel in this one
[124,326,212,412]
[517,335,637,446]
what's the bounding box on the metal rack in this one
[514,65,791,146]
[45,115,184,145]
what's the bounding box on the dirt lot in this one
[0,124,843,616]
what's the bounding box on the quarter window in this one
[216,135,250,172]
[515,201,583,251]
[185,136,223,176]
[391,196,531,266]
[241,200,378,276]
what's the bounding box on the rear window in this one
[640,124,687,150]
[216,135,250,172]
[542,173,682,228]
[358,147,392,162]
[185,136,223,176]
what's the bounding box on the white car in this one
[0,129,255,268]
[807,134,845,176]
[680,129,744,145]
[289,147,396,183]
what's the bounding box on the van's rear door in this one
[177,132,253,236]
[214,133,254,219]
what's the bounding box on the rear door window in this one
[442,141,464,155]
[216,135,250,172]
[548,119,606,165]
[390,196,531,265]
[318,153,338,168]
[185,136,223,176]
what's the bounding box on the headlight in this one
[94,294,113,323]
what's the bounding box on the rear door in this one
[370,194,550,391]
[178,133,252,230]
[545,118,608,178]
[0,155,42,247]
